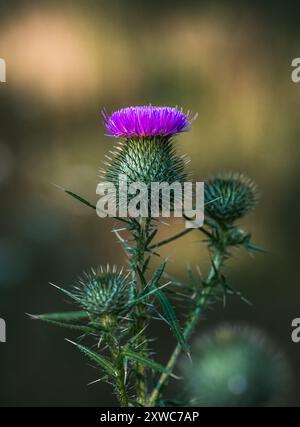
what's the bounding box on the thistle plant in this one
[31,105,267,407]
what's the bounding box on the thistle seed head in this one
[74,265,133,317]
[184,324,290,407]
[204,172,258,223]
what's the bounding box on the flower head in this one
[205,172,258,223]
[103,106,195,139]
[183,324,290,407]
[74,265,133,317]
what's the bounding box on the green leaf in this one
[150,260,166,287]
[244,241,269,253]
[65,190,96,209]
[125,285,168,310]
[136,266,148,288]
[32,311,88,322]
[66,340,116,377]
[31,317,97,333]
[145,229,158,248]
[54,184,130,225]
[142,256,151,274]
[136,260,166,291]
[129,266,170,307]
[134,287,164,304]
[123,349,170,375]
[49,282,82,303]
[59,186,97,210]
[136,263,187,353]
[156,289,189,353]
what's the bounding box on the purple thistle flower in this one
[102,106,196,139]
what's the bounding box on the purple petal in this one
[102,106,197,139]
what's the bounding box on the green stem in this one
[131,217,153,405]
[149,227,194,250]
[115,364,129,407]
[106,334,129,407]
[148,220,213,251]
[147,250,224,406]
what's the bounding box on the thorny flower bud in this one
[74,265,133,320]
[204,173,258,223]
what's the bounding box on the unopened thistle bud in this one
[74,265,133,319]
[183,324,290,407]
[100,106,196,212]
[204,173,258,223]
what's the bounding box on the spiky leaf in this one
[33,311,88,322]
[149,261,166,287]
[244,241,268,253]
[32,317,97,333]
[123,349,170,375]
[156,289,189,353]
[66,340,116,377]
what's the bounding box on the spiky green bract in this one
[74,265,133,318]
[204,173,258,223]
[184,324,290,407]
[101,136,188,212]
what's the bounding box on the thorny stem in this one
[149,227,193,250]
[115,368,129,407]
[148,219,213,251]
[147,249,224,406]
[106,333,129,407]
[130,217,153,405]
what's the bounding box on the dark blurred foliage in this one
[0,0,300,406]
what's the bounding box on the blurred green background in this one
[0,0,300,406]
